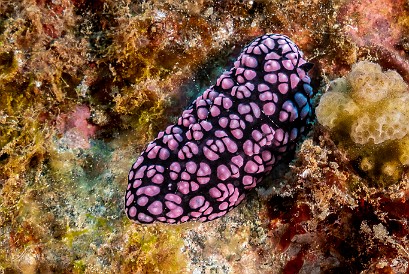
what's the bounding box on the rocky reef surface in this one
[0,0,408,273]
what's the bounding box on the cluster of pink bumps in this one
[125,34,314,224]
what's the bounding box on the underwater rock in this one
[125,34,315,224]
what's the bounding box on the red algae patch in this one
[264,135,409,273]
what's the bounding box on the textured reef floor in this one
[1,0,409,273]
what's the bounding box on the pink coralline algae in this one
[56,105,98,149]
[125,34,315,224]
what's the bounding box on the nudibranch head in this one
[125,34,314,224]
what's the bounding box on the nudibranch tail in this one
[125,34,315,224]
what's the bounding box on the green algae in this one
[122,225,188,274]
[63,227,90,249]
[73,259,87,274]
[1,130,189,272]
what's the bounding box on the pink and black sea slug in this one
[125,34,314,224]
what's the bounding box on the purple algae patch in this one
[125,34,315,224]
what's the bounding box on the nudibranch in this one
[125,34,314,224]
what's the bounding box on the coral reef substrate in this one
[0,0,408,273]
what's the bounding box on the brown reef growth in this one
[0,0,408,273]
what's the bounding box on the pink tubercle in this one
[203,207,213,215]
[259,91,273,101]
[259,44,269,54]
[264,73,277,84]
[128,206,137,218]
[189,195,205,209]
[244,69,257,80]
[278,83,288,94]
[219,202,229,211]
[200,121,213,131]
[151,174,164,184]
[190,211,202,218]
[262,150,272,162]
[133,166,146,179]
[193,130,204,141]
[186,161,197,174]
[136,185,160,197]
[222,97,233,109]
[137,196,148,206]
[231,155,244,167]
[264,60,280,72]
[209,187,222,198]
[166,206,183,218]
[275,129,284,142]
[164,194,181,205]
[279,111,289,122]
[210,106,221,117]
[177,181,190,194]
[243,140,254,156]
[126,194,134,206]
[282,59,294,70]
[242,175,253,186]
[265,51,280,60]
[217,165,231,181]
[251,129,263,142]
[170,162,181,172]
[242,54,258,68]
[290,73,300,89]
[146,168,156,178]
[263,38,275,49]
[128,170,134,181]
[138,213,153,223]
[229,119,240,129]
[250,102,261,118]
[169,171,178,180]
[228,188,240,205]
[197,162,211,176]
[148,201,163,215]
[197,108,209,120]
[253,46,261,55]
[258,83,269,92]
[278,72,289,82]
[215,130,228,138]
[263,102,276,116]
[231,129,243,139]
[221,78,234,89]
[167,139,179,150]
[238,103,251,115]
[132,179,142,188]
[132,156,144,169]
[197,176,210,184]
[244,160,259,174]
[181,171,190,181]
[222,137,238,153]
[203,147,220,161]
[191,181,199,191]
[281,44,291,54]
